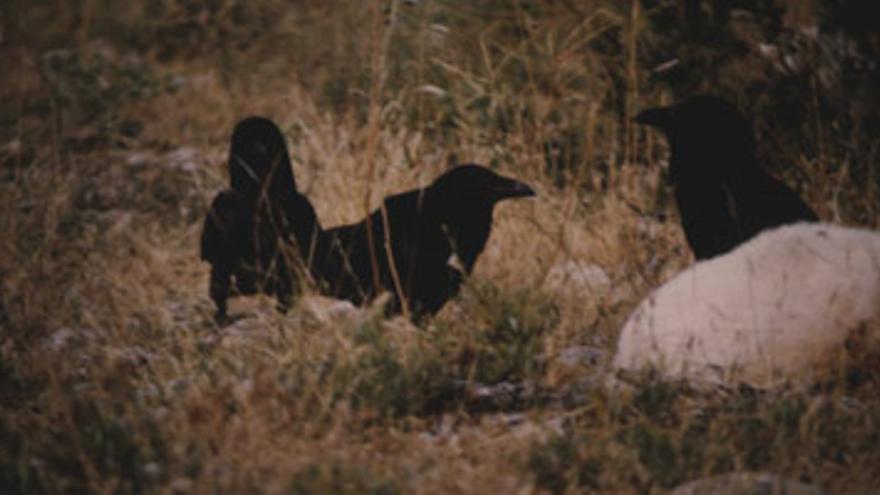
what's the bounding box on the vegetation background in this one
[1,0,879,492]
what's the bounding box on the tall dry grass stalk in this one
[624,0,641,171]
[365,0,410,319]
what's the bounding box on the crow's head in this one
[426,164,535,210]
[636,95,757,184]
[229,116,296,199]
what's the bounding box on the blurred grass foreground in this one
[2,0,880,493]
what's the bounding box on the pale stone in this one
[613,223,880,388]
[670,472,823,495]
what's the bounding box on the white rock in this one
[46,327,77,351]
[612,223,880,388]
[141,462,162,480]
[170,478,194,493]
[125,151,151,168]
[164,147,201,173]
[558,346,604,366]
[670,472,823,495]
[299,294,362,324]
[543,260,611,297]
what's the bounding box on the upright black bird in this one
[635,94,818,260]
[306,165,535,319]
[201,117,318,321]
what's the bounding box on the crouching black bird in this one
[201,116,318,321]
[635,94,818,260]
[306,165,535,319]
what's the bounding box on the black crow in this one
[635,94,818,260]
[306,165,535,319]
[201,117,318,321]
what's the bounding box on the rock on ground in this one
[612,223,880,388]
[670,472,823,495]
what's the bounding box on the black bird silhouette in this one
[200,117,318,321]
[635,95,818,260]
[305,165,535,319]
[202,123,534,322]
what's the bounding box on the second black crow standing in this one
[306,165,535,319]
[201,117,318,320]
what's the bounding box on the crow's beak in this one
[635,106,672,131]
[497,177,536,199]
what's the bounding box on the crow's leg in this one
[210,267,231,323]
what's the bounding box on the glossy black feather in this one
[636,95,818,260]
[200,117,318,320]
[306,165,535,319]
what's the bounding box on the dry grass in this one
[2,1,880,493]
